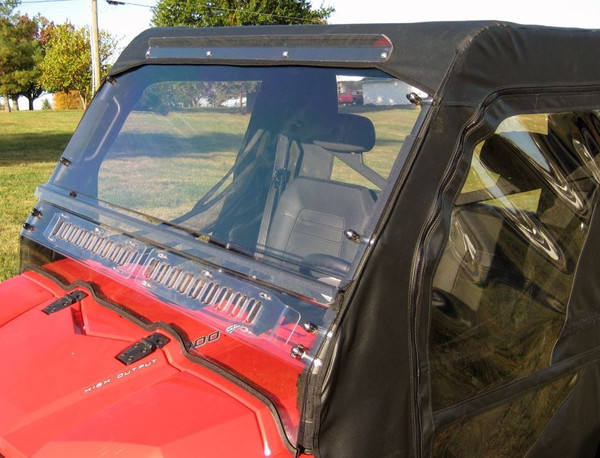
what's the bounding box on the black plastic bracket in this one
[42,291,88,315]
[116,333,170,365]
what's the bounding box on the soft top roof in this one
[109,22,600,105]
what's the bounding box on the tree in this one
[11,15,47,110]
[0,21,32,112]
[53,91,82,110]
[0,12,52,111]
[0,0,18,18]
[151,0,333,27]
[39,22,117,109]
[0,0,20,111]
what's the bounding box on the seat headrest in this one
[313,113,376,153]
[480,133,541,192]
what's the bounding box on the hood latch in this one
[42,290,88,315]
[116,333,170,365]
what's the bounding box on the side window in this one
[430,111,600,409]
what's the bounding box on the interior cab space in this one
[167,70,394,284]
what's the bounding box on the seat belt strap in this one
[172,129,268,225]
[256,133,292,255]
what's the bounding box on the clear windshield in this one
[52,65,422,290]
[29,64,425,442]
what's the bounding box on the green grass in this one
[0,106,420,281]
[98,110,249,220]
[0,110,83,281]
[99,106,422,219]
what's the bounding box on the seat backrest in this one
[263,113,378,277]
[434,133,537,311]
[265,177,376,270]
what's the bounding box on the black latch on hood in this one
[42,291,88,315]
[116,333,170,365]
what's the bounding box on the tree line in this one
[0,0,116,111]
[0,0,332,112]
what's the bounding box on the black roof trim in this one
[108,22,600,103]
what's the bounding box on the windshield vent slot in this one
[141,255,264,324]
[46,215,143,277]
[52,220,139,265]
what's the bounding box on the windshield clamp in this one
[344,229,373,245]
[116,333,170,365]
[273,168,290,189]
[291,344,321,367]
[302,322,332,337]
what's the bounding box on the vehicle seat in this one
[433,133,540,312]
[263,113,377,278]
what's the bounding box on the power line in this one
[106,0,153,6]
[21,0,328,24]
[21,0,78,3]
[107,1,326,23]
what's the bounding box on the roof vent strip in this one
[145,33,393,64]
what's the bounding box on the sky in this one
[17,0,600,53]
[15,0,600,109]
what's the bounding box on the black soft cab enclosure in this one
[14,21,600,457]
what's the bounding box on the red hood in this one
[0,272,291,457]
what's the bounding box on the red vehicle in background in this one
[337,91,363,105]
[1,22,600,458]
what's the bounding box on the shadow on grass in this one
[0,132,74,166]
[0,106,418,165]
[93,131,407,160]
[107,132,244,159]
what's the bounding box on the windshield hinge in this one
[116,333,170,365]
[42,291,88,315]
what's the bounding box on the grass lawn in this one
[0,106,419,282]
[98,106,419,221]
[0,110,82,281]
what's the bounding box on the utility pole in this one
[90,0,101,94]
